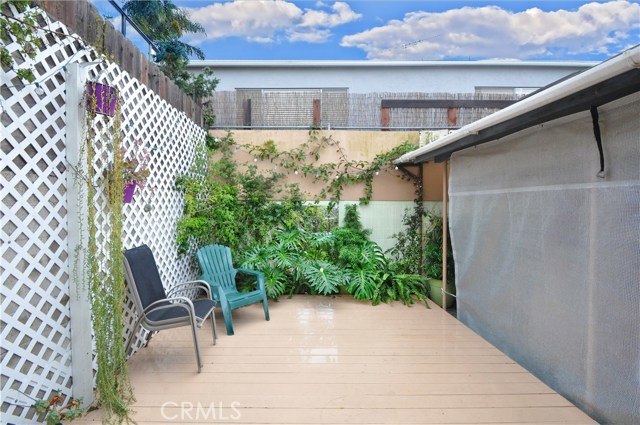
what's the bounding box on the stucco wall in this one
[209,129,446,250]
[210,129,445,202]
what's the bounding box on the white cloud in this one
[340,1,640,60]
[188,0,360,45]
[247,35,277,44]
[188,1,302,44]
[287,29,331,43]
[299,2,362,28]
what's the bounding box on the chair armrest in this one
[236,268,264,278]
[167,280,212,300]
[236,268,265,292]
[142,296,196,321]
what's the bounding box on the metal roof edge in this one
[394,46,640,165]
[186,59,597,69]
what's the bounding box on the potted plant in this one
[121,139,151,203]
[424,211,455,308]
[86,81,118,117]
[31,390,84,425]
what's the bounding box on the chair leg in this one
[263,297,270,321]
[221,303,234,336]
[211,311,217,345]
[191,318,203,373]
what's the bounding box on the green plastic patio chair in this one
[197,244,270,335]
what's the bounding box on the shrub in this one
[237,204,429,306]
[176,133,429,305]
[239,229,344,299]
[423,211,455,282]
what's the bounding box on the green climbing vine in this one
[178,130,419,255]
[210,128,418,207]
[1,0,43,83]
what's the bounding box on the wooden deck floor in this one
[77,296,595,424]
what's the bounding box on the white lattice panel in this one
[1,5,204,424]
[85,61,205,354]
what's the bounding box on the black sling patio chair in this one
[123,244,217,372]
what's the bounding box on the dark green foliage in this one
[375,261,427,306]
[303,260,344,296]
[386,160,427,276]
[331,204,371,265]
[177,132,429,305]
[344,241,386,301]
[238,225,422,303]
[388,207,454,302]
[123,0,205,57]
[175,179,240,253]
[239,229,343,299]
[423,211,455,281]
[180,67,220,100]
[204,134,220,150]
[387,206,425,274]
[342,204,371,239]
[123,0,219,101]
[176,135,330,255]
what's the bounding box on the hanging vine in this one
[84,81,134,423]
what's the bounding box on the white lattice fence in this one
[87,61,205,355]
[1,6,204,424]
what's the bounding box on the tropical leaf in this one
[276,228,304,251]
[346,266,382,300]
[377,267,428,306]
[303,260,343,295]
[271,243,298,270]
[239,245,270,271]
[359,241,386,268]
[263,268,287,299]
[309,232,334,249]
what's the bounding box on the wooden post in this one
[243,98,252,127]
[312,99,321,127]
[447,108,458,126]
[65,63,94,408]
[418,165,425,274]
[381,107,390,130]
[442,161,449,309]
[138,52,148,85]
[148,63,160,94]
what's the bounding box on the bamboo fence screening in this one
[1,5,205,423]
[208,90,519,129]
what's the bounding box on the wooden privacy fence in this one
[39,0,202,125]
[1,4,205,423]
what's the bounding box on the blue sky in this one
[101,0,640,61]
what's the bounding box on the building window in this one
[475,86,538,98]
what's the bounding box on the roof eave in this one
[395,46,640,165]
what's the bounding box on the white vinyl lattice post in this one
[65,62,94,408]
